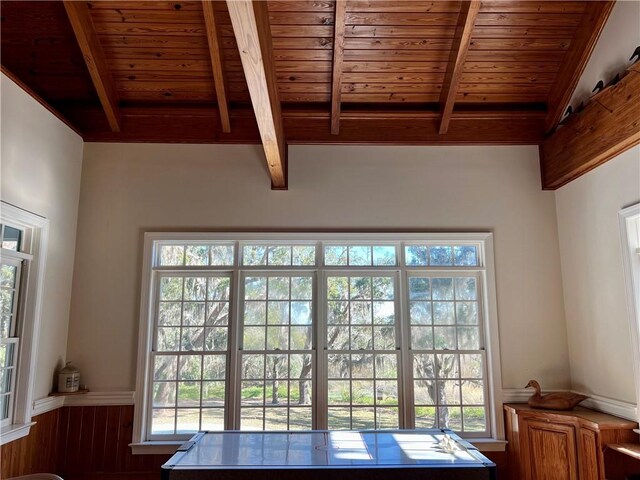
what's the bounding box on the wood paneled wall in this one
[1,409,61,478]
[2,404,507,479]
[57,405,169,478]
[1,405,169,480]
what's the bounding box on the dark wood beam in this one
[202,1,231,133]
[540,68,640,190]
[75,106,545,145]
[438,0,480,135]
[226,0,287,189]
[330,0,347,135]
[63,1,121,132]
[544,1,616,133]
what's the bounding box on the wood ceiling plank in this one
[474,13,583,26]
[94,22,207,36]
[269,50,333,61]
[345,12,459,25]
[274,61,334,72]
[343,61,448,73]
[544,1,616,133]
[87,1,202,10]
[343,50,451,62]
[280,92,331,102]
[202,0,231,133]
[343,83,443,94]
[458,83,551,94]
[469,38,571,50]
[266,12,336,25]
[344,38,454,50]
[63,1,121,132]
[465,50,565,62]
[330,0,346,134]
[460,72,556,83]
[343,72,446,83]
[471,26,577,37]
[104,47,210,59]
[90,10,204,23]
[346,1,462,13]
[108,59,212,72]
[463,62,561,73]
[479,1,587,14]
[267,1,335,12]
[98,35,209,49]
[226,0,287,189]
[345,25,456,38]
[540,70,640,189]
[439,1,480,134]
[455,93,548,103]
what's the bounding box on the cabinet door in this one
[578,428,602,480]
[524,419,579,480]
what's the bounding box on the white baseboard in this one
[63,391,135,406]
[32,395,65,416]
[502,388,638,422]
[573,391,638,421]
[32,391,135,412]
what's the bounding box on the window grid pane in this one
[158,243,235,267]
[240,273,314,430]
[404,245,478,267]
[324,246,397,267]
[409,273,487,434]
[242,245,317,267]
[151,273,231,436]
[326,274,400,430]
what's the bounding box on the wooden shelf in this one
[608,443,640,461]
[49,388,90,397]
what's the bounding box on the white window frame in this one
[619,203,640,428]
[132,232,503,452]
[0,202,49,445]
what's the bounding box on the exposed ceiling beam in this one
[330,0,347,135]
[63,1,121,132]
[226,0,287,189]
[438,0,481,135]
[78,106,546,145]
[544,1,616,133]
[202,1,231,133]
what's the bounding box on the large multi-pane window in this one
[0,204,49,445]
[137,234,499,443]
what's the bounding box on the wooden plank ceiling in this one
[1,1,614,187]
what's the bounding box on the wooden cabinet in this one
[504,404,638,480]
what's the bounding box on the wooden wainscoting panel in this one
[57,405,170,476]
[0,409,61,478]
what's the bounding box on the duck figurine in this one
[525,380,588,411]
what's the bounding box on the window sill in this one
[130,441,182,455]
[0,421,36,445]
[469,438,507,452]
[130,437,508,455]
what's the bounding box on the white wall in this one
[68,143,570,392]
[567,0,640,112]
[556,146,640,404]
[0,73,84,400]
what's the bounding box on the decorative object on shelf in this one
[57,361,80,393]
[525,379,588,410]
